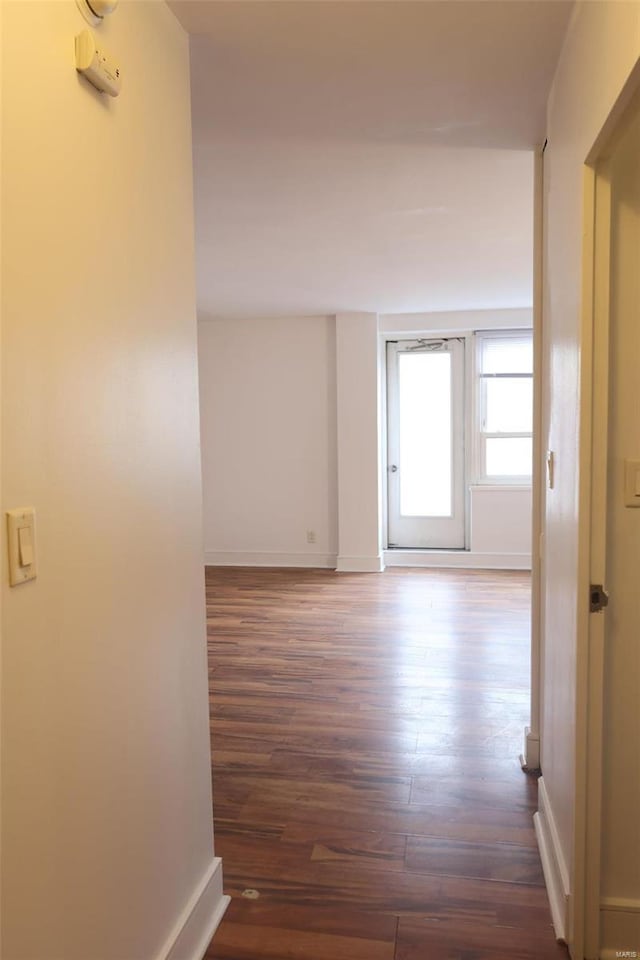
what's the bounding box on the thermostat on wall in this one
[75,29,122,97]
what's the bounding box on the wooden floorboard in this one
[203,567,566,960]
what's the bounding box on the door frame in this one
[573,156,610,960]
[382,331,473,551]
[573,68,640,960]
[385,337,467,549]
[524,148,544,775]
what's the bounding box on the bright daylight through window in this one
[476,332,533,482]
[398,350,452,517]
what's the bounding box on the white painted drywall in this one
[541,0,640,949]
[1,3,221,958]
[192,141,536,320]
[200,311,386,572]
[179,2,568,318]
[198,316,338,565]
[336,312,383,571]
[599,89,640,947]
[469,487,532,556]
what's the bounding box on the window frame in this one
[474,329,533,486]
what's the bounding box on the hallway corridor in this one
[204,567,566,960]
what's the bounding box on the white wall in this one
[469,486,532,555]
[336,312,383,572]
[538,0,640,952]
[198,316,338,566]
[1,3,225,958]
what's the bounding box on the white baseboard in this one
[205,551,337,569]
[534,777,570,943]
[383,549,531,570]
[600,898,640,959]
[520,725,541,772]
[336,554,385,573]
[158,858,229,960]
[204,550,529,573]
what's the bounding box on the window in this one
[476,331,533,483]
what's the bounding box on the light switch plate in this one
[7,507,37,586]
[624,460,640,508]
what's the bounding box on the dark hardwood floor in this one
[204,567,566,960]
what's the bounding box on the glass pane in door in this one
[398,351,452,517]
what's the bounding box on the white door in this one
[387,338,465,549]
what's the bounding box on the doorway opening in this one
[386,337,466,548]
[385,329,534,554]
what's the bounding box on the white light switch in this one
[7,507,37,585]
[624,460,640,508]
[18,525,34,566]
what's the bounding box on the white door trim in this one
[524,146,544,774]
[572,160,609,960]
[573,72,640,960]
[386,337,466,549]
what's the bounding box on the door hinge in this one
[589,584,609,613]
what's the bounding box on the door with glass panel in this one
[387,338,465,549]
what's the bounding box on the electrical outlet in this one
[306,530,316,544]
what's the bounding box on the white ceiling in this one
[170,1,573,319]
